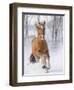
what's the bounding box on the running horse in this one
[30,21,50,71]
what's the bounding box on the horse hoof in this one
[42,65,47,69]
[47,66,50,70]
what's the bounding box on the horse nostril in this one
[38,50,41,52]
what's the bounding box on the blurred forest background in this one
[23,14,64,48]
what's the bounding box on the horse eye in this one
[46,50,48,53]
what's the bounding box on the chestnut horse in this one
[30,21,50,71]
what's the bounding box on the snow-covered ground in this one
[23,36,65,76]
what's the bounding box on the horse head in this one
[36,21,45,40]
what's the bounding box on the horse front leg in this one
[46,55,50,69]
[41,55,50,73]
[41,55,50,69]
[40,55,46,69]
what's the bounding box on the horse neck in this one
[37,34,45,40]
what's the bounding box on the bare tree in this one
[59,16,63,42]
[25,15,28,37]
[51,16,63,43]
[37,15,40,23]
[52,16,57,42]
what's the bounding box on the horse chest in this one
[38,40,45,49]
[36,40,48,53]
[32,38,48,55]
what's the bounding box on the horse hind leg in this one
[30,54,36,63]
[46,58,50,69]
[41,56,47,69]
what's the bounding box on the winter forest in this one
[22,14,65,76]
[24,14,63,43]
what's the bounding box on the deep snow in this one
[23,37,64,76]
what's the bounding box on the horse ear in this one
[41,21,45,25]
